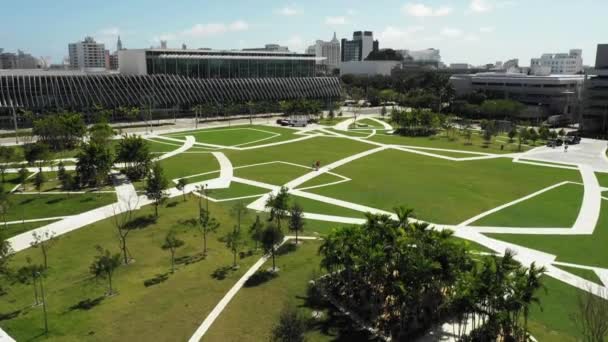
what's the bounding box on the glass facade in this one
[145,51,316,79]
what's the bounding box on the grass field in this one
[368,133,530,154]
[305,149,580,224]
[489,201,608,268]
[0,220,62,239]
[471,183,583,228]
[4,193,116,222]
[159,152,219,181]
[166,125,302,148]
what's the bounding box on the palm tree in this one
[393,206,414,228]
[520,262,547,339]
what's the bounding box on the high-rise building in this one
[583,44,608,132]
[68,36,106,70]
[531,49,583,75]
[160,41,168,49]
[306,33,341,71]
[0,49,41,69]
[341,31,378,62]
[117,36,123,51]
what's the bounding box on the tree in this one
[481,120,496,146]
[112,197,138,265]
[34,171,46,195]
[115,134,152,180]
[558,128,566,137]
[0,146,15,182]
[518,127,530,151]
[176,178,188,201]
[75,141,113,188]
[265,187,290,230]
[0,186,10,228]
[24,143,50,171]
[380,106,387,117]
[16,257,44,306]
[529,128,539,146]
[162,231,185,273]
[572,286,608,342]
[249,215,264,250]
[0,236,12,277]
[288,203,305,244]
[519,262,547,339]
[508,127,517,143]
[145,162,168,217]
[89,120,115,145]
[89,245,122,296]
[270,305,307,342]
[262,224,284,272]
[230,201,248,233]
[30,230,57,269]
[224,228,245,268]
[198,207,220,256]
[17,167,29,192]
[32,112,86,150]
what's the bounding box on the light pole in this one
[11,103,19,144]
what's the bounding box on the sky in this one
[1,0,607,66]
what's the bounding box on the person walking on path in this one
[564,144,569,153]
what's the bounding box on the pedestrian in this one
[316,160,321,170]
[564,144,568,153]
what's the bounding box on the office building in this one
[341,31,379,62]
[582,44,608,132]
[306,33,341,72]
[531,49,583,75]
[119,48,323,78]
[450,72,584,119]
[0,49,41,69]
[340,60,401,76]
[400,48,441,63]
[68,36,106,70]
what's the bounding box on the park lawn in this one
[4,193,116,222]
[166,125,300,148]
[326,128,371,137]
[295,172,349,190]
[203,240,326,342]
[554,265,603,285]
[159,152,219,181]
[353,118,385,129]
[22,171,114,193]
[234,162,309,186]
[305,149,580,224]
[596,172,608,188]
[0,220,62,239]
[290,195,366,219]
[471,183,583,228]
[318,117,349,126]
[369,132,529,154]
[146,139,183,153]
[397,147,497,159]
[488,201,608,268]
[224,137,374,173]
[209,182,267,200]
[0,172,28,188]
[0,198,263,342]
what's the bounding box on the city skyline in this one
[1,0,607,66]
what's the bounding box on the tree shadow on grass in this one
[0,309,21,322]
[68,296,105,311]
[211,266,234,280]
[165,201,179,208]
[18,198,35,205]
[46,197,66,205]
[125,215,157,230]
[306,307,375,342]
[244,270,277,287]
[276,243,297,256]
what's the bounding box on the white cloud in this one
[325,16,347,25]
[346,8,357,16]
[479,26,495,33]
[440,27,463,37]
[402,3,452,17]
[464,33,480,41]
[470,0,492,13]
[276,5,299,16]
[377,26,425,48]
[152,20,249,43]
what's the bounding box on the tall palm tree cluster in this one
[318,209,546,341]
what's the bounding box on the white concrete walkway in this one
[151,136,195,161]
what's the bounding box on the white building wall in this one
[118,50,148,75]
[340,60,401,76]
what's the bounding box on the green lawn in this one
[0,199,263,341]
[204,240,327,342]
[0,220,62,239]
[305,149,579,224]
[554,265,603,285]
[471,183,583,228]
[369,132,530,154]
[294,172,348,190]
[489,201,608,268]
[146,139,183,153]
[209,182,267,200]
[159,152,219,181]
[597,172,608,188]
[166,125,301,148]
[234,162,309,186]
[5,193,116,222]
[351,118,385,129]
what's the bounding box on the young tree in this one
[288,203,305,244]
[161,230,185,273]
[529,129,539,146]
[24,143,50,171]
[224,228,245,269]
[265,187,290,230]
[270,305,307,342]
[518,127,530,151]
[508,127,517,143]
[17,167,29,192]
[145,162,168,217]
[198,208,220,256]
[558,128,566,137]
[249,215,264,250]
[0,146,15,182]
[0,186,10,228]
[0,236,12,278]
[572,286,608,342]
[176,178,188,201]
[112,197,138,265]
[262,224,284,272]
[30,230,57,269]
[89,245,122,296]
[230,201,248,233]
[34,171,46,195]
[16,257,44,306]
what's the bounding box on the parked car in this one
[547,139,563,148]
[289,118,308,127]
[276,118,290,126]
[563,136,581,145]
